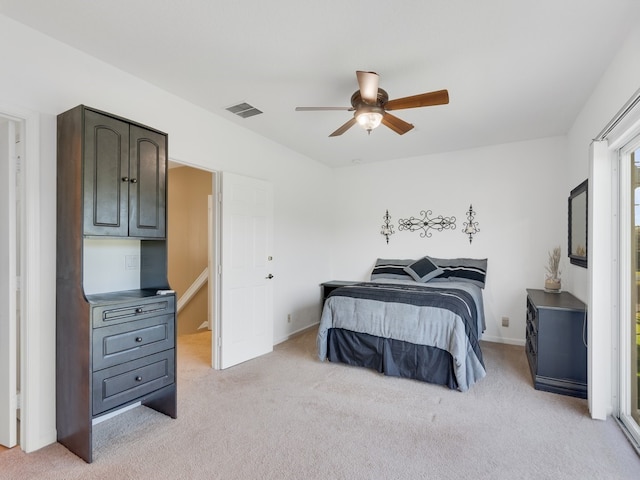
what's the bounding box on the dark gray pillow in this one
[404,257,443,282]
[370,258,414,280]
[428,256,488,288]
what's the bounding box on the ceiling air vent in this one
[225,102,263,118]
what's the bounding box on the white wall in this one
[566,27,640,300]
[0,14,333,450]
[83,239,142,294]
[331,137,568,344]
[565,27,640,418]
[0,14,335,335]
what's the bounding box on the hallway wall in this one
[168,165,213,335]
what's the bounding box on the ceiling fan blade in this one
[381,113,414,135]
[329,117,357,137]
[295,106,353,111]
[384,89,449,111]
[356,71,379,104]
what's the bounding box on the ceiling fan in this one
[295,71,449,137]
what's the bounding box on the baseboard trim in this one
[481,335,525,346]
[274,323,319,345]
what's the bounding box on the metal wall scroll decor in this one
[380,209,395,244]
[398,210,456,238]
[462,204,480,243]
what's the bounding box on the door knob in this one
[266,274,274,279]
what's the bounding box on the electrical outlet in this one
[287,314,291,323]
[501,316,509,327]
[125,255,139,271]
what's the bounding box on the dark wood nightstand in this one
[320,281,360,302]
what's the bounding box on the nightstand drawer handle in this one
[135,307,143,314]
[135,376,142,382]
[135,337,143,343]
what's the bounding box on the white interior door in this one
[219,172,274,369]
[0,119,18,448]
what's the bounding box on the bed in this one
[317,256,487,391]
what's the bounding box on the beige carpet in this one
[1,329,639,479]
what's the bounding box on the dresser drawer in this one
[92,295,175,328]
[93,350,175,416]
[525,339,537,379]
[525,321,537,354]
[92,314,175,371]
[526,298,538,329]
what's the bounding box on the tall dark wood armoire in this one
[56,105,176,463]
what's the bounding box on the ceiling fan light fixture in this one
[295,71,448,137]
[355,108,384,133]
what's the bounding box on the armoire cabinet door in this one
[82,111,167,238]
[128,124,166,238]
[83,110,130,237]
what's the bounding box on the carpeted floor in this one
[1,328,639,479]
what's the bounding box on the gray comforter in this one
[317,278,486,391]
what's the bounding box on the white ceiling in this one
[1,0,639,167]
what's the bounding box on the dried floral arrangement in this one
[545,246,561,279]
[544,246,562,291]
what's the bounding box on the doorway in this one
[620,136,640,447]
[167,162,217,365]
[167,163,275,370]
[0,105,46,453]
[0,115,22,449]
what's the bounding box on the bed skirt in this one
[326,328,458,389]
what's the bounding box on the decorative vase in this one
[544,277,561,292]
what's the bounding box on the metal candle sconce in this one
[462,204,480,243]
[380,209,395,244]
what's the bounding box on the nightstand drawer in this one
[92,314,175,370]
[93,350,175,415]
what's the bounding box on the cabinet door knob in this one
[122,176,129,182]
[266,274,274,279]
[135,337,143,343]
[130,178,138,184]
[135,376,142,382]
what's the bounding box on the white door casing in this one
[207,193,213,334]
[0,104,48,453]
[211,173,221,369]
[219,172,274,369]
[0,119,17,448]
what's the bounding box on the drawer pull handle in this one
[135,308,143,314]
[135,376,142,382]
[122,176,129,182]
[135,337,143,343]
